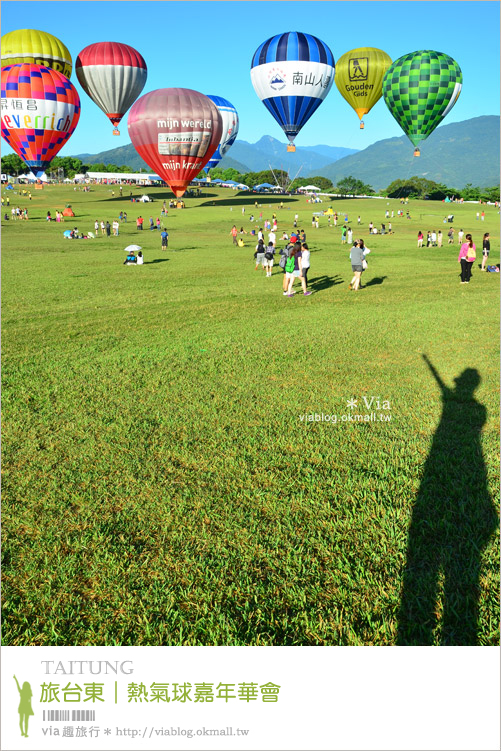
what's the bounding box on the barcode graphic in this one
[43,710,96,721]
[43,710,70,721]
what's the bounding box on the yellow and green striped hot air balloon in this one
[382,50,462,156]
[1,29,72,78]
[335,47,392,129]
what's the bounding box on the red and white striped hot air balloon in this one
[75,41,147,135]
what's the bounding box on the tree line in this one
[2,153,499,202]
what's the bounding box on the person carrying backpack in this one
[264,242,275,277]
[285,243,310,296]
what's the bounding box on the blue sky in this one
[2,1,500,159]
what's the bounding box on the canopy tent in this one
[254,183,280,191]
[298,185,321,192]
[19,172,48,182]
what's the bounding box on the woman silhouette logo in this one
[14,676,34,737]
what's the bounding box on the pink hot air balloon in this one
[75,42,147,135]
[128,88,223,197]
[1,63,80,176]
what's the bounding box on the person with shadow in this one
[397,355,498,645]
[14,676,33,737]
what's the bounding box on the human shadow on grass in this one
[361,275,387,287]
[308,275,344,291]
[144,258,170,264]
[397,355,498,645]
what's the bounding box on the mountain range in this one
[75,116,500,189]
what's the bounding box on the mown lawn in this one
[1,183,499,645]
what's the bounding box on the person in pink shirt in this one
[458,234,476,284]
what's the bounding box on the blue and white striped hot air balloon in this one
[204,95,239,172]
[250,32,335,152]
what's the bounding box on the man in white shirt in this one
[268,230,276,247]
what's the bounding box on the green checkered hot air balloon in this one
[382,50,462,156]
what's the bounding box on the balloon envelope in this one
[1,28,72,78]
[204,95,239,172]
[335,47,392,126]
[75,42,147,134]
[1,63,81,176]
[128,88,223,198]
[382,50,462,149]
[250,31,335,146]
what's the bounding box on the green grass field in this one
[2,183,499,646]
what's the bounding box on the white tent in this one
[299,185,321,192]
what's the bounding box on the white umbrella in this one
[124,244,142,252]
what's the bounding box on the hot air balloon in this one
[1,29,72,78]
[251,32,335,152]
[128,88,223,198]
[382,50,462,156]
[335,47,392,129]
[75,42,147,135]
[204,95,239,172]
[1,63,81,177]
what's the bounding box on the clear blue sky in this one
[2,1,500,159]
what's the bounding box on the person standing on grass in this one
[94,219,99,235]
[417,231,424,247]
[286,242,310,296]
[149,216,154,230]
[458,233,476,283]
[300,242,311,290]
[341,225,347,244]
[448,227,454,244]
[347,227,353,245]
[106,221,111,237]
[268,228,276,248]
[348,239,370,291]
[230,225,238,245]
[161,229,169,250]
[481,232,490,271]
[100,220,105,235]
[437,230,443,247]
[481,210,485,221]
[14,676,33,738]
[426,231,432,247]
[123,212,127,223]
[254,237,266,270]
[264,242,275,277]
[431,230,437,247]
[458,228,464,245]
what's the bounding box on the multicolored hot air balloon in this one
[382,50,462,156]
[1,29,72,79]
[204,95,239,172]
[251,32,335,152]
[75,42,147,135]
[1,63,80,176]
[128,88,223,198]
[335,47,392,129]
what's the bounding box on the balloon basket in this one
[413,148,420,157]
[113,129,120,136]
[360,121,365,130]
[287,144,296,152]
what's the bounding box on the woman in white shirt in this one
[300,242,311,289]
[136,251,144,265]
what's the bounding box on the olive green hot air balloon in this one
[335,47,392,129]
[382,49,462,156]
[1,29,72,78]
